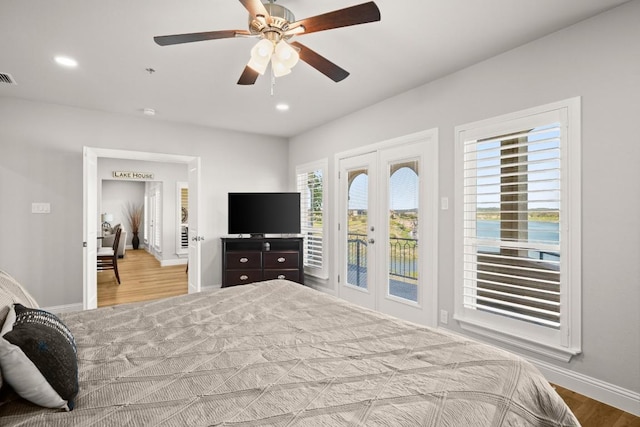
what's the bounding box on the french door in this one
[338,152,378,310]
[337,132,438,326]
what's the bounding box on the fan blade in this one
[154,30,250,46]
[237,66,260,85]
[290,42,349,82]
[289,2,380,35]
[239,0,270,19]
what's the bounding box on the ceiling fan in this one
[154,0,381,85]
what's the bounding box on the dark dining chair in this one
[97,227,122,284]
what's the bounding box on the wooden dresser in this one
[221,237,304,287]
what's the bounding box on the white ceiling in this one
[0,0,629,137]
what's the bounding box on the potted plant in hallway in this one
[125,202,143,250]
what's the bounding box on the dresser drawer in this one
[224,270,261,287]
[226,251,262,269]
[262,269,300,282]
[263,251,299,269]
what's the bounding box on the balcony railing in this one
[347,233,418,290]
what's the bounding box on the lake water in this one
[477,220,559,243]
[476,220,559,260]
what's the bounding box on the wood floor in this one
[97,248,187,307]
[97,250,640,426]
[551,384,639,427]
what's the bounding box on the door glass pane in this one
[388,161,419,302]
[347,169,368,289]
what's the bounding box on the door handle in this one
[368,238,375,244]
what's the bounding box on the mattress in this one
[0,279,579,426]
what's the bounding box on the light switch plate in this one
[440,197,449,210]
[32,202,51,214]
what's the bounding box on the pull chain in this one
[270,67,276,96]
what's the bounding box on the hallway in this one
[97,249,188,307]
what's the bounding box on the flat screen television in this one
[228,192,301,238]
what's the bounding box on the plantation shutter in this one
[297,169,324,270]
[463,124,562,328]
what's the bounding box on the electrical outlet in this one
[440,310,448,325]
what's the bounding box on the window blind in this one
[463,124,562,328]
[297,170,324,270]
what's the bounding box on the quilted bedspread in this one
[0,279,579,426]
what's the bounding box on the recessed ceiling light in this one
[143,108,156,116]
[54,56,78,68]
[276,103,290,111]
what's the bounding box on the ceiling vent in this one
[0,73,17,85]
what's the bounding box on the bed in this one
[0,275,579,426]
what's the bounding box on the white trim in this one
[295,158,330,280]
[438,326,640,416]
[333,129,439,326]
[159,258,188,267]
[305,276,338,296]
[531,358,640,417]
[44,303,83,314]
[83,147,201,310]
[201,283,221,291]
[175,181,189,256]
[456,317,578,362]
[454,97,582,359]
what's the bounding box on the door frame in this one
[333,129,439,326]
[82,147,202,310]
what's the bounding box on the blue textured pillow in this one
[0,304,78,411]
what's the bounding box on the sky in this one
[349,166,418,210]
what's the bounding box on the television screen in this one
[228,192,301,236]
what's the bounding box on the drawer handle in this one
[277,257,286,263]
[240,275,249,281]
[240,257,249,263]
[277,274,286,279]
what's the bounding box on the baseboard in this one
[530,357,640,416]
[44,302,83,314]
[159,258,188,267]
[305,275,338,296]
[437,326,639,416]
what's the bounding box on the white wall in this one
[101,180,145,248]
[0,99,289,307]
[289,0,640,406]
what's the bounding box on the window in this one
[176,182,188,255]
[454,98,581,361]
[296,159,328,279]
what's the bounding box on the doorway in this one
[336,130,438,326]
[83,147,202,310]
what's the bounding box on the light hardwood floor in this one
[97,248,187,307]
[97,249,640,426]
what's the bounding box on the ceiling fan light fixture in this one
[248,39,274,74]
[271,58,291,77]
[154,1,381,85]
[274,41,299,69]
[251,39,274,60]
[247,57,269,74]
